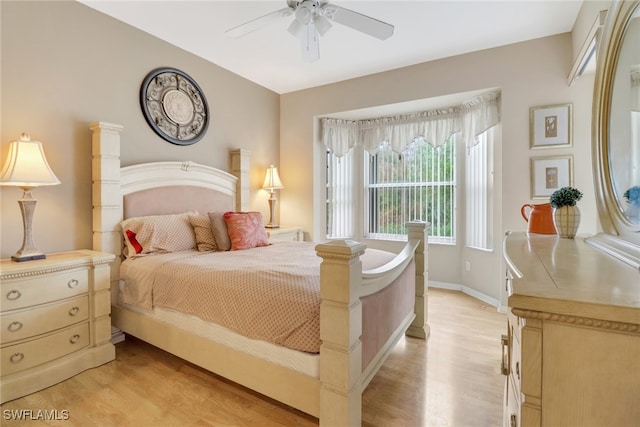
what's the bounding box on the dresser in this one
[266,226,303,242]
[0,250,115,403]
[502,232,640,427]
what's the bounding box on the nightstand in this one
[266,226,303,242]
[0,250,115,403]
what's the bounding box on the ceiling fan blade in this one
[322,4,394,40]
[300,20,320,62]
[225,7,293,38]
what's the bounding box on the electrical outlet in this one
[465,261,471,272]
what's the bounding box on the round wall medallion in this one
[140,67,209,145]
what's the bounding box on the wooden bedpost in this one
[90,122,125,344]
[229,148,250,212]
[406,221,430,339]
[90,122,124,277]
[315,239,367,427]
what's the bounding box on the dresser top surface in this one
[504,232,640,323]
[1,250,114,277]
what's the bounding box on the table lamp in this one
[0,133,61,261]
[262,165,284,228]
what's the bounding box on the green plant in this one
[550,186,583,208]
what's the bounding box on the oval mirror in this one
[587,0,640,268]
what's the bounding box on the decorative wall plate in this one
[140,67,209,145]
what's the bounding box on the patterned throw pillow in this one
[223,211,270,251]
[189,214,217,252]
[120,212,197,257]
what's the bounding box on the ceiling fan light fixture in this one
[294,2,313,25]
[314,14,332,36]
[287,19,304,38]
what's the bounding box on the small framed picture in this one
[530,104,572,148]
[530,156,573,199]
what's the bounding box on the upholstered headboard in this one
[123,185,233,219]
[90,122,250,288]
[120,161,237,220]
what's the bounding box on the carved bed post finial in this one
[315,239,366,427]
[406,221,430,339]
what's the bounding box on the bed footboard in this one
[315,221,429,427]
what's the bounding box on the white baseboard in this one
[429,281,506,312]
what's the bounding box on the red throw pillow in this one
[223,212,270,250]
[125,229,144,254]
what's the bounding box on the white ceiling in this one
[79,0,584,94]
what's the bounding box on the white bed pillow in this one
[121,212,197,257]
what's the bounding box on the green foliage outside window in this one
[368,139,455,240]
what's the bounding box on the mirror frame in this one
[587,0,640,269]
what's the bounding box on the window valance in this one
[321,91,501,157]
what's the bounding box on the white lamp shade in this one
[262,165,284,191]
[0,134,60,189]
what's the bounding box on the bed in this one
[90,122,429,426]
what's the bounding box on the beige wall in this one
[280,34,597,302]
[1,1,280,259]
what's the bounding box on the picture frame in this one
[530,156,573,199]
[530,103,572,148]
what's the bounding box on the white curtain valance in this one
[321,91,501,157]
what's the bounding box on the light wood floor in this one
[1,289,506,426]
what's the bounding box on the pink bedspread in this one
[120,241,396,353]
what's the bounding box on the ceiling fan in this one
[225,0,394,62]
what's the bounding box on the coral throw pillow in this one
[223,211,270,251]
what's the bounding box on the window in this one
[326,137,456,243]
[465,130,494,250]
[322,91,500,244]
[326,148,357,238]
[366,138,455,242]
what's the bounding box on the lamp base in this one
[12,252,46,262]
[11,191,47,262]
[266,192,279,229]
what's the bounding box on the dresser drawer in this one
[267,227,302,242]
[270,231,299,242]
[1,296,89,344]
[507,313,522,396]
[1,268,88,311]
[505,375,521,427]
[510,331,522,396]
[1,323,89,376]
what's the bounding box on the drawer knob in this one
[6,289,21,300]
[510,413,517,427]
[515,361,520,380]
[68,306,80,316]
[7,321,23,332]
[67,279,79,289]
[9,352,24,364]
[69,334,81,344]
